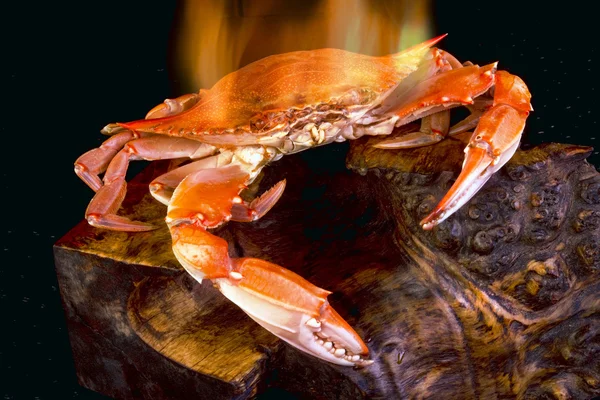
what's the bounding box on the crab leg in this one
[85,136,217,231]
[144,90,205,120]
[230,181,287,222]
[76,92,204,192]
[75,130,145,192]
[374,51,491,149]
[448,97,494,135]
[167,166,372,366]
[373,112,450,149]
[421,71,532,229]
[145,153,286,219]
[149,154,230,205]
[391,61,496,122]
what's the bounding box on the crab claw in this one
[420,137,519,230]
[421,71,531,229]
[171,224,372,366]
[167,164,371,367]
[215,258,372,367]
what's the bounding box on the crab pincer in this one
[167,165,372,366]
[420,71,532,229]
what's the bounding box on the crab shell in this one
[119,36,443,148]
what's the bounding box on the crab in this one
[74,34,532,367]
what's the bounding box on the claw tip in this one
[229,271,243,280]
[420,209,443,230]
[357,359,375,367]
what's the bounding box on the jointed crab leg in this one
[75,130,145,192]
[75,92,204,193]
[144,91,205,120]
[368,57,531,230]
[421,71,532,229]
[374,62,497,149]
[374,112,450,149]
[374,50,490,149]
[230,180,287,222]
[166,165,371,366]
[448,97,494,135]
[84,136,218,231]
[149,154,230,205]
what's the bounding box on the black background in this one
[2,1,597,398]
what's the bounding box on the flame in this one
[172,0,433,91]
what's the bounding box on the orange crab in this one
[74,34,532,367]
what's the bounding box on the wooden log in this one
[55,130,600,399]
[347,131,600,399]
[54,163,282,399]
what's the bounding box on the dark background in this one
[2,1,597,398]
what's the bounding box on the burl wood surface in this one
[55,130,599,399]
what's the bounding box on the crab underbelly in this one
[179,111,398,157]
[182,132,266,147]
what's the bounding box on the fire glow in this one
[172,0,432,91]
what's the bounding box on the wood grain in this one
[55,129,599,399]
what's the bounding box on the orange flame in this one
[172,0,432,91]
